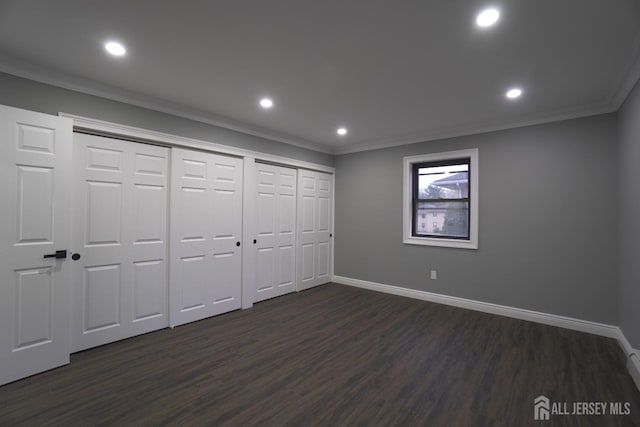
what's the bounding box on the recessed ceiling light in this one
[337,127,348,136]
[105,41,126,57]
[476,8,500,27]
[259,98,273,109]
[506,88,523,99]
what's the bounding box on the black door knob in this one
[71,253,81,261]
[44,250,67,259]
[236,241,241,247]
[253,239,257,244]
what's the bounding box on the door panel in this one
[0,105,72,386]
[72,133,169,352]
[302,196,315,231]
[296,170,333,291]
[170,148,243,326]
[302,244,314,281]
[133,260,164,321]
[86,181,122,245]
[83,264,120,332]
[15,267,53,348]
[254,163,297,302]
[280,245,295,285]
[17,166,54,243]
[134,184,165,242]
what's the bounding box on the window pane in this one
[415,201,469,238]
[418,164,468,199]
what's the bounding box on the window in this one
[413,158,470,239]
[403,149,478,249]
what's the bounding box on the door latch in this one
[43,250,67,259]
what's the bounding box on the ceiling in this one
[1,0,639,154]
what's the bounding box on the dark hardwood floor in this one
[1,283,639,426]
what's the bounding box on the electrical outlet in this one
[430,270,437,280]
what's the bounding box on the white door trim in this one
[60,113,336,305]
[241,157,257,309]
[59,113,335,174]
[333,275,619,337]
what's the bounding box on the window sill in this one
[403,236,477,250]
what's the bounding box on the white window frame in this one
[403,148,478,249]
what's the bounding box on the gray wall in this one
[618,80,640,349]
[335,115,619,324]
[0,72,333,167]
[0,71,625,327]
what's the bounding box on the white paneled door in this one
[0,106,72,386]
[297,170,333,291]
[71,133,169,352]
[255,163,297,302]
[170,148,243,326]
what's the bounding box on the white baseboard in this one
[615,328,640,391]
[332,275,618,338]
[333,275,640,391]
[616,327,635,356]
[628,354,640,391]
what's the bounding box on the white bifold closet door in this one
[0,106,72,386]
[71,133,169,352]
[170,148,243,327]
[297,170,333,291]
[255,163,297,302]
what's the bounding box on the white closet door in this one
[0,106,72,386]
[170,148,243,327]
[71,133,169,352]
[296,170,333,291]
[255,163,297,302]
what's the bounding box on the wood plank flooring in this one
[1,283,639,426]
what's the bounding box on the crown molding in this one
[332,103,615,155]
[608,31,640,110]
[2,48,639,158]
[0,56,333,155]
[60,112,335,174]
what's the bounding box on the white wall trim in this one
[609,30,640,110]
[3,57,637,156]
[0,57,331,154]
[334,275,640,391]
[332,275,618,338]
[617,328,636,356]
[615,328,640,391]
[628,353,640,392]
[241,157,257,310]
[332,105,614,155]
[402,149,479,250]
[59,113,335,174]
[63,112,335,312]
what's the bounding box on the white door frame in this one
[60,114,335,312]
[241,157,257,309]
